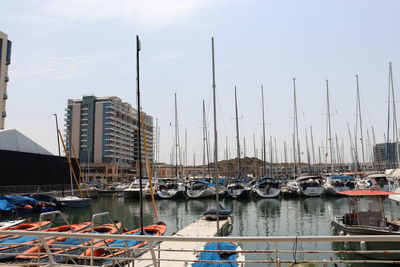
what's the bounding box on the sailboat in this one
[253,86,281,198]
[191,37,244,266]
[156,93,186,199]
[227,86,252,199]
[54,114,91,208]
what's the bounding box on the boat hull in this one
[299,186,324,197]
[156,189,185,199]
[331,219,400,260]
[58,197,91,208]
[186,188,215,199]
[123,189,149,199]
[253,187,280,198]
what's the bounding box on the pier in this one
[134,216,232,267]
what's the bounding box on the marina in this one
[0,194,399,265]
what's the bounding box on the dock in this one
[134,216,232,267]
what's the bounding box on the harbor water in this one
[4,196,400,266]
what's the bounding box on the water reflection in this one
[11,195,400,266]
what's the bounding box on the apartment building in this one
[65,95,154,183]
[373,142,400,169]
[0,31,12,129]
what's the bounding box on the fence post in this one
[148,241,158,267]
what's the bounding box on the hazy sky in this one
[2,0,400,165]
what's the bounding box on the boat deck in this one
[134,216,232,267]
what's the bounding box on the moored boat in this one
[186,180,215,199]
[227,179,251,199]
[156,178,185,199]
[331,189,400,260]
[253,177,281,198]
[16,222,122,263]
[0,221,91,260]
[123,178,150,199]
[80,222,167,266]
[57,195,91,208]
[324,175,355,195]
[296,176,325,197]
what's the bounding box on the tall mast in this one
[293,78,301,176]
[261,85,266,176]
[326,80,333,174]
[211,37,220,234]
[310,126,316,165]
[389,63,399,168]
[135,35,144,234]
[356,75,366,171]
[234,86,241,177]
[305,128,311,173]
[175,93,179,179]
[387,63,392,169]
[202,100,207,177]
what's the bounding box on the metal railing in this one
[0,230,400,266]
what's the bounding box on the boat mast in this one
[53,114,64,197]
[135,35,144,234]
[211,37,220,234]
[356,75,366,172]
[387,63,392,169]
[293,78,300,177]
[234,86,241,177]
[175,93,179,179]
[326,80,333,175]
[305,128,311,173]
[261,85,266,177]
[389,63,399,168]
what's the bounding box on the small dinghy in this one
[0,219,25,230]
[0,222,91,260]
[17,223,122,263]
[204,204,232,220]
[80,222,167,266]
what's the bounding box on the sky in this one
[2,0,400,165]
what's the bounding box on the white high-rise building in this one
[0,31,11,130]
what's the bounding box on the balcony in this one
[4,75,9,83]
[2,93,7,100]
[1,111,6,118]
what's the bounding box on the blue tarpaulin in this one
[193,242,239,267]
[2,195,38,206]
[0,199,15,212]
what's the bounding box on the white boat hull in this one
[123,189,149,199]
[58,196,91,208]
[254,187,281,198]
[299,186,324,197]
[186,187,215,199]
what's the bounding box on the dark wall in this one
[0,150,79,186]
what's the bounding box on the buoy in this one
[360,241,367,251]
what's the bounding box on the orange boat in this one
[0,220,52,239]
[0,221,90,260]
[81,222,167,266]
[17,222,122,263]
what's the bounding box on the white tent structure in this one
[0,129,53,155]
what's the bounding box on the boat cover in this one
[204,204,232,216]
[2,195,38,206]
[194,242,239,267]
[0,199,16,212]
[331,175,354,180]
